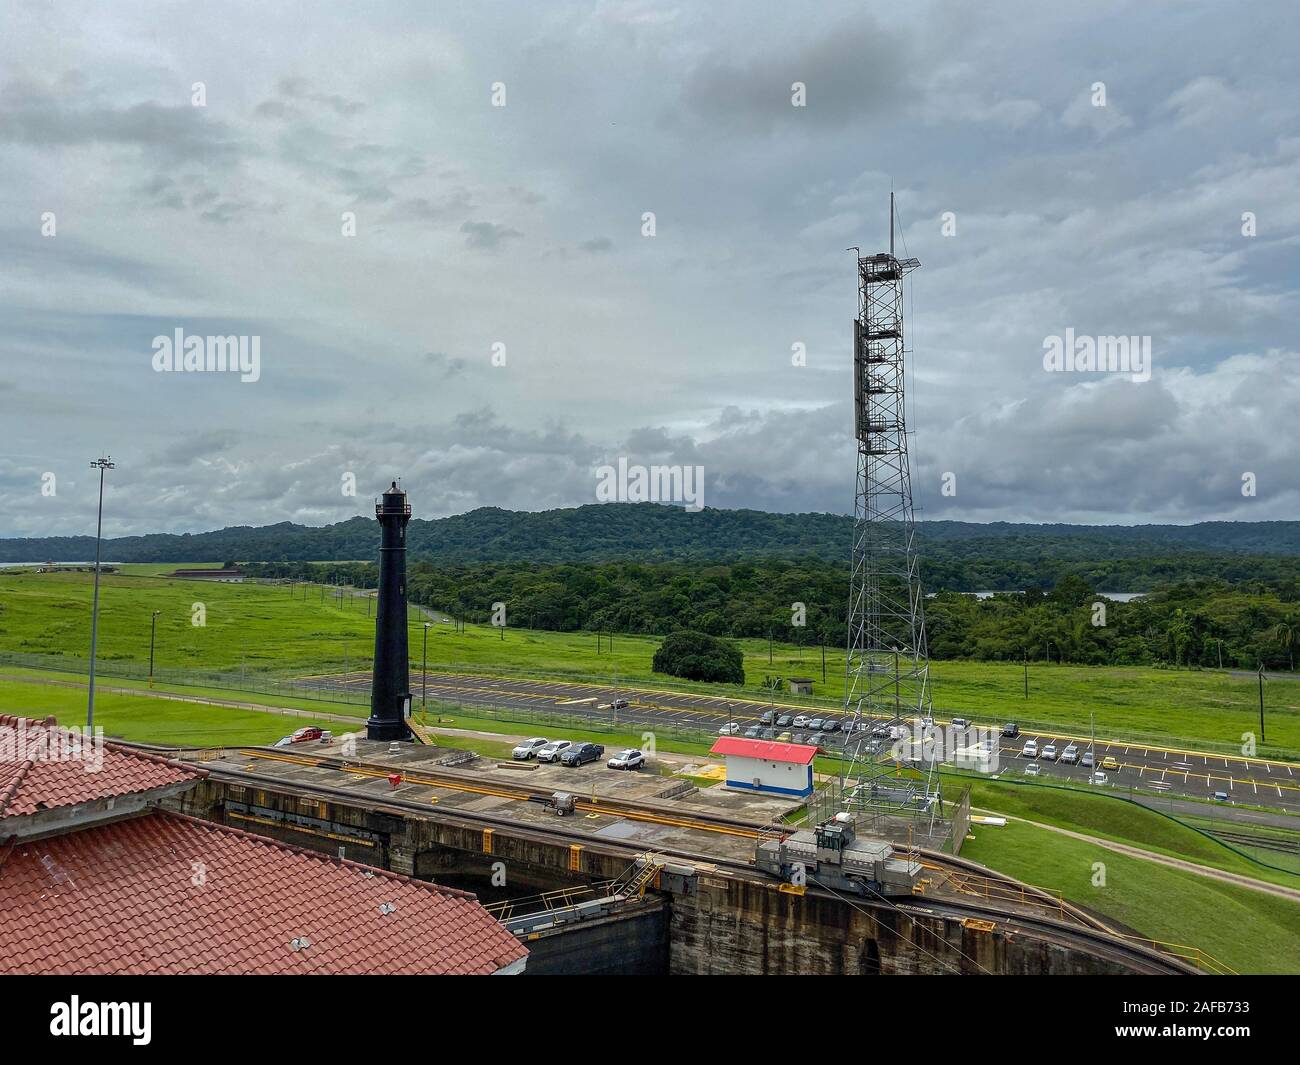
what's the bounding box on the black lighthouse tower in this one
[367,481,413,741]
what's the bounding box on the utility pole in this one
[1023,648,1029,699]
[86,456,115,729]
[1258,663,1267,744]
[1089,709,1096,782]
[423,622,432,711]
[768,628,773,665]
[148,609,160,688]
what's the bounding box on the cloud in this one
[460,220,523,249]
[0,0,1297,538]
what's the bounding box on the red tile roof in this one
[709,736,818,764]
[0,809,527,974]
[0,714,204,820]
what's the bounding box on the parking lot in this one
[298,669,1300,813]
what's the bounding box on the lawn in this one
[1,570,1297,756]
[962,777,1300,891]
[0,676,345,747]
[960,818,1300,975]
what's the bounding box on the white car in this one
[536,740,573,763]
[608,748,645,770]
[718,723,741,736]
[1021,740,1038,758]
[1091,771,1108,784]
[1060,744,1079,765]
[793,715,811,728]
[511,737,549,760]
[1040,743,1058,761]
[1024,762,1042,777]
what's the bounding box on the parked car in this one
[808,732,826,749]
[1101,756,1119,771]
[871,723,892,738]
[1024,762,1042,777]
[792,732,807,744]
[760,710,776,725]
[793,715,811,728]
[1060,744,1079,765]
[290,726,323,744]
[822,719,839,733]
[718,722,740,736]
[805,718,823,731]
[1214,791,1230,802]
[1021,739,1039,758]
[776,715,793,728]
[1040,743,1058,761]
[744,726,762,739]
[536,740,573,764]
[919,716,935,729]
[777,731,792,742]
[610,698,630,710]
[1080,751,1095,768]
[950,717,969,731]
[1002,722,1019,737]
[560,742,605,767]
[760,728,778,740]
[511,737,549,760]
[1091,771,1108,784]
[608,748,645,770]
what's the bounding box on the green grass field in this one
[961,819,1300,974]
[1,570,1297,757]
[0,676,345,746]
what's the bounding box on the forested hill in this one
[2,504,1299,572]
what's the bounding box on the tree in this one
[1270,612,1300,671]
[652,630,745,684]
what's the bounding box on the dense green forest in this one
[238,557,1300,671]
[5,504,1300,590]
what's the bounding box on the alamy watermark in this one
[1,720,105,773]
[151,328,261,383]
[889,720,1001,774]
[1042,328,1150,382]
[595,458,704,511]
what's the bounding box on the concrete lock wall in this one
[668,875,1140,976]
[171,778,1148,976]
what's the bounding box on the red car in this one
[288,726,323,744]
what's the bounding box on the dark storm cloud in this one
[679,16,913,133]
[460,220,523,250]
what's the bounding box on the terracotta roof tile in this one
[0,809,527,974]
[0,714,205,819]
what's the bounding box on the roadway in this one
[298,669,1300,814]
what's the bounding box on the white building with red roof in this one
[708,736,817,797]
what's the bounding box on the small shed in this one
[708,736,817,797]
[788,677,815,696]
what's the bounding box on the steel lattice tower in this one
[838,196,935,812]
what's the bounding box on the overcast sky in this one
[2,0,1298,538]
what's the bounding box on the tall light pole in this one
[422,622,432,711]
[148,609,160,688]
[1258,663,1267,744]
[86,456,115,729]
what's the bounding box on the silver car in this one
[535,740,573,763]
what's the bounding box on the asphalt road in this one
[301,669,1300,814]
